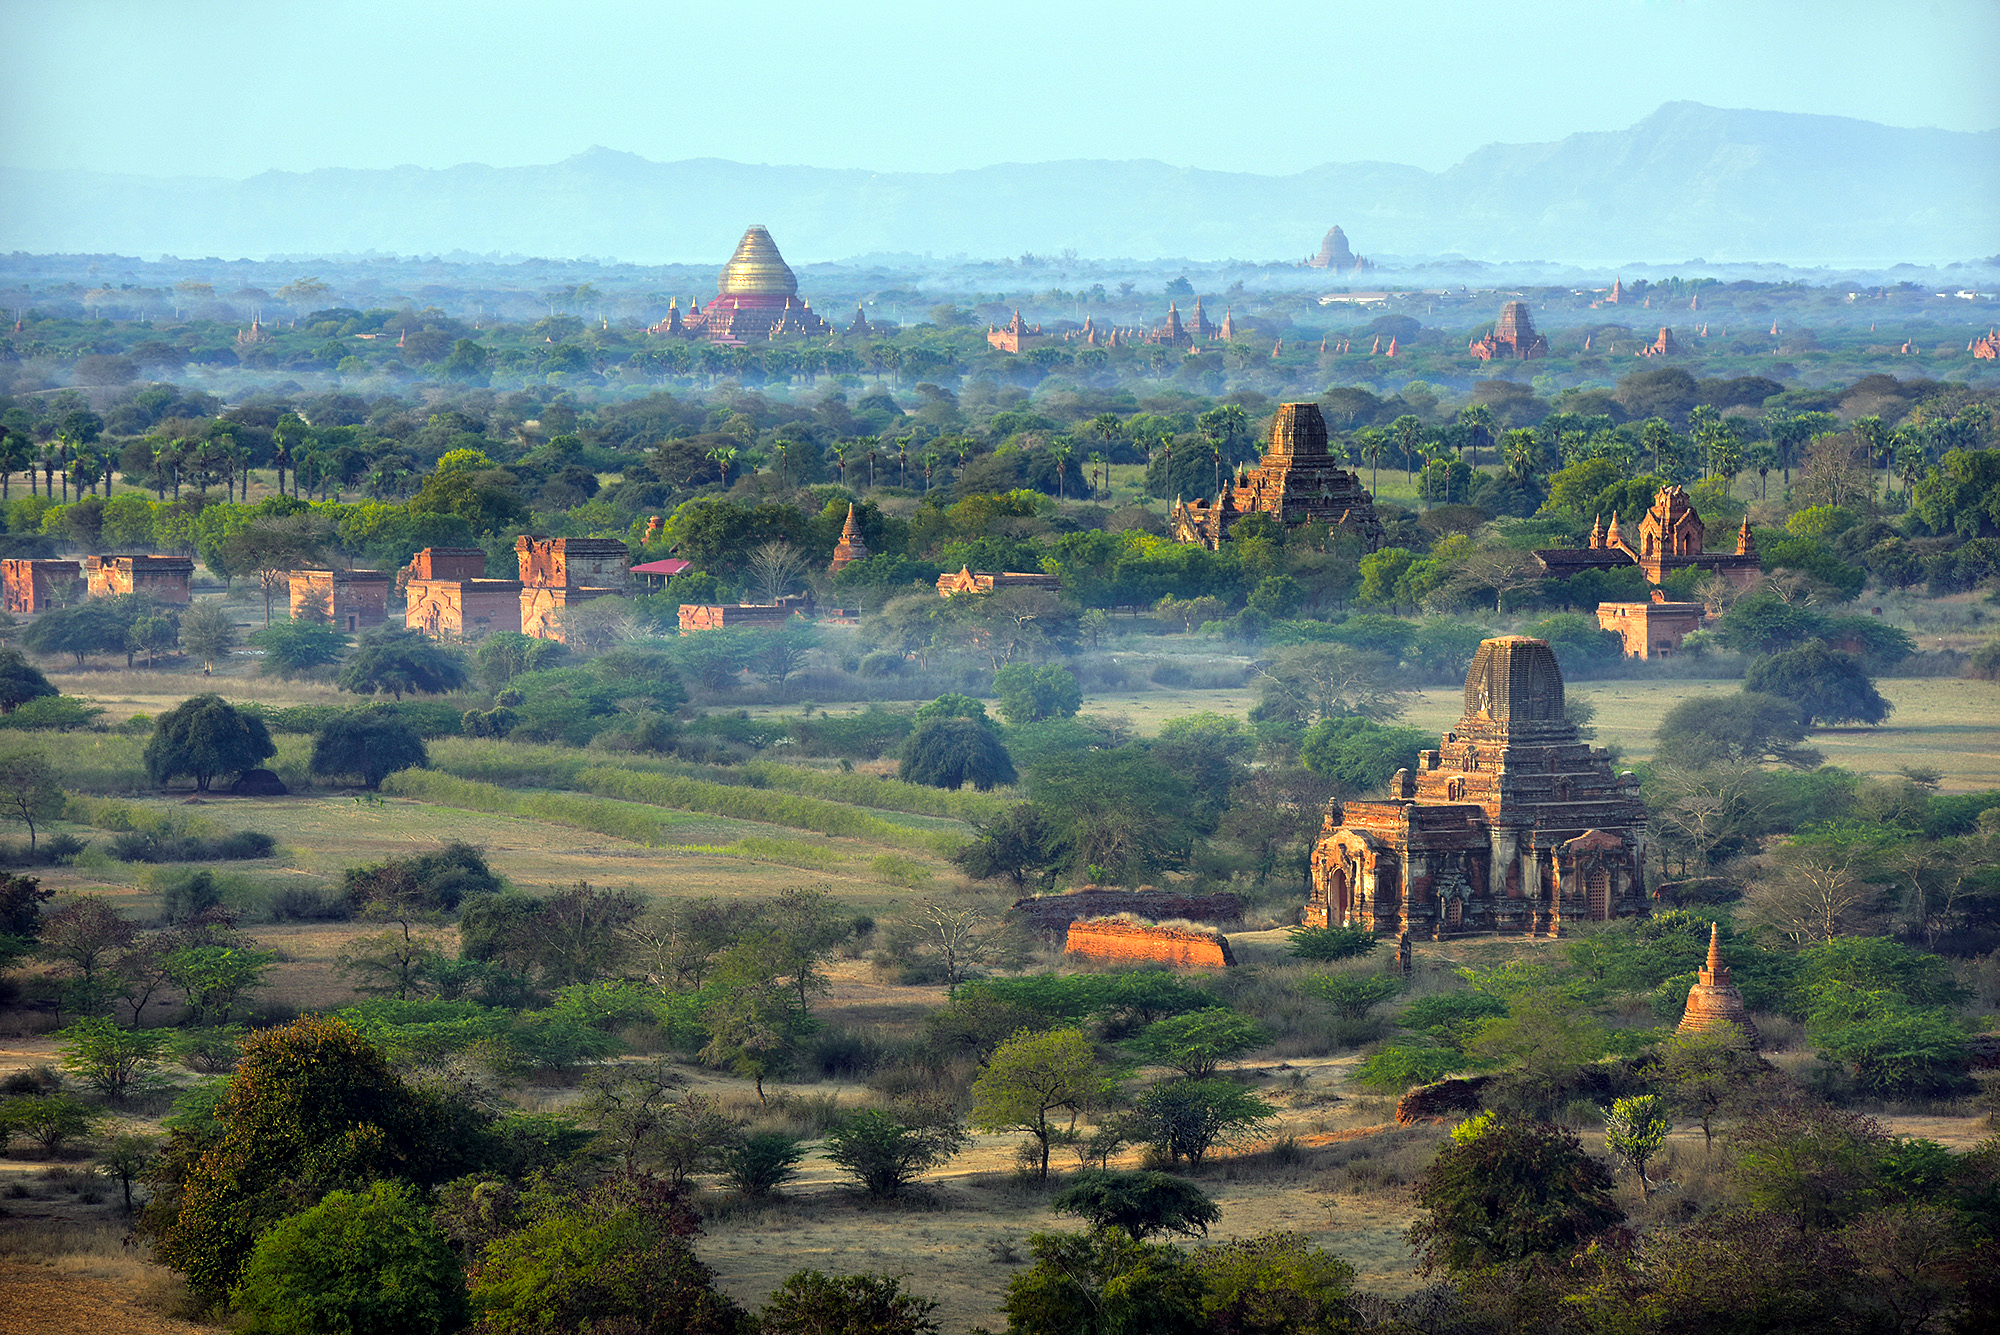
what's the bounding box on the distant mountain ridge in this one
[2,103,1992,266]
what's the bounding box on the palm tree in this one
[1390,415,1424,486]
[1457,404,1495,470]
[920,450,940,494]
[0,429,28,501]
[832,442,852,488]
[1049,435,1074,503]
[895,434,911,488]
[1089,451,1107,500]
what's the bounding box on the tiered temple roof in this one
[1534,484,1760,589]
[1469,302,1549,361]
[1308,637,1649,938]
[1170,403,1383,552]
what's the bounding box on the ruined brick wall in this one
[1064,918,1235,968]
[2,559,80,614]
[406,547,489,581]
[677,604,800,632]
[407,579,523,640]
[1012,888,1243,933]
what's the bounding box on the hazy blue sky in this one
[4,0,1995,178]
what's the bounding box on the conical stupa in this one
[1677,923,1758,1044]
[718,225,799,297]
[828,502,870,573]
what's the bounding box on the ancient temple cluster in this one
[646,225,827,345]
[1170,403,1383,551]
[1307,636,1649,938]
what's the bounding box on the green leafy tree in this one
[1051,1170,1220,1240]
[1132,1078,1275,1169]
[0,646,57,712]
[970,1027,1114,1182]
[1283,925,1379,962]
[0,1093,103,1156]
[0,749,63,851]
[57,1016,170,1099]
[1001,1228,1207,1335]
[1804,983,1971,1097]
[1303,972,1402,1020]
[1128,1010,1269,1079]
[163,945,277,1025]
[899,716,1017,791]
[757,1271,940,1335]
[1728,1104,1887,1232]
[1601,1094,1672,1200]
[469,1173,747,1335]
[310,711,428,788]
[231,1180,468,1335]
[582,1067,741,1187]
[94,1132,158,1214]
[338,626,468,701]
[177,603,240,675]
[992,662,1083,725]
[1656,1024,1763,1149]
[144,694,276,792]
[472,631,567,690]
[1190,1230,1360,1335]
[722,1133,807,1199]
[1745,643,1892,727]
[1407,1115,1624,1272]
[824,1108,966,1199]
[952,803,1061,891]
[1298,716,1430,790]
[1654,691,1822,769]
[250,618,350,678]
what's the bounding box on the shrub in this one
[143,695,275,793]
[824,1108,966,1198]
[1285,924,1380,962]
[1303,972,1402,1020]
[722,1133,808,1199]
[1349,1043,1468,1093]
[1051,1169,1220,1239]
[230,1180,469,1335]
[758,1271,940,1335]
[0,1092,104,1155]
[110,827,276,863]
[1407,1115,1624,1272]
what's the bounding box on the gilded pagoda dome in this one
[717,225,799,297]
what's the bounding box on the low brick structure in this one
[1064,917,1235,969]
[522,584,622,643]
[84,554,194,603]
[1011,887,1243,933]
[0,559,81,614]
[516,536,631,593]
[1395,1076,1492,1125]
[1597,592,1705,659]
[936,566,1062,597]
[1677,923,1758,1045]
[288,569,391,632]
[677,601,807,632]
[403,547,489,581]
[407,578,524,641]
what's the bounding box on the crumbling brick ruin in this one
[516,536,630,643]
[0,559,81,614]
[288,569,391,632]
[85,554,194,603]
[1064,916,1236,969]
[1010,887,1243,934]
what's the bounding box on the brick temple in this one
[986,310,1045,353]
[1534,484,1760,589]
[1678,924,1758,1044]
[1305,224,1370,272]
[289,569,391,632]
[1307,636,1649,938]
[828,503,871,573]
[84,555,194,603]
[647,226,827,345]
[1468,302,1550,361]
[516,536,630,643]
[1597,591,1706,659]
[1170,403,1383,552]
[0,559,80,614]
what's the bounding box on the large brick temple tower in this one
[1307,636,1649,938]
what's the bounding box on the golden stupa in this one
[717,225,799,297]
[648,225,826,344]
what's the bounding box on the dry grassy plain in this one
[3,654,1995,1325]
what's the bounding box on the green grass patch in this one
[567,767,965,856]
[741,761,1015,823]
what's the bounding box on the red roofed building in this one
[630,557,693,591]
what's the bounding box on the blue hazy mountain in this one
[3,103,1992,266]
